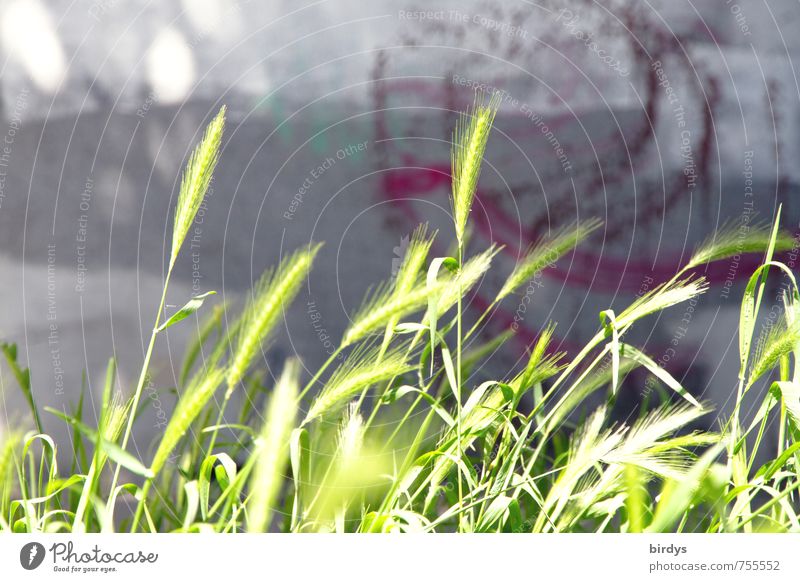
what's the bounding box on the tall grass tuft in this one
[380,225,436,352]
[0,429,21,523]
[394,225,436,297]
[110,108,228,503]
[3,101,799,535]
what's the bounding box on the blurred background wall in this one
[1,0,799,455]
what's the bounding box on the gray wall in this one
[1,0,799,455]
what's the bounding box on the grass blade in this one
[248,359,300,532]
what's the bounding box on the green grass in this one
[1,102,799,533]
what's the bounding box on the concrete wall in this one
[1,0,799,453]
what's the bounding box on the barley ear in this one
[150,367,226,476]
[393,225,436,296]
[343,226,437,348]
[451,93,500,245]
[171,106,226,268]
[684,218,795,272]
[616,276,708,329]
[248,359,300,532]
[435,245,500,314]
[747,316,800,389]
[497,219,602,301]
[227,244,321,395]
[303,343,412,423]
[518,323,565,391]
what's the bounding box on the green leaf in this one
[755,441,800,481]
[441,346,459,401]
[2,342,42,433]
[624,464,647,533]
[289,428,309,530]
[770,381,800,431]
[157,291,216,332]
[182,481,200,531]
[739,260,798,381]
[198,453,237,520]
[381,384,455,427]
[600,310,621,395]
[180,303,225,387]
[426,257,451,374]
[621,343,701,408]
[45,407,153,479]
[476,495,514,532]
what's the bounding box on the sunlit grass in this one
[1,100,799,533]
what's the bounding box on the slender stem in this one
[455,244,465,530]
[205,390,233,457]
[72,457,98,532]
[464,298,497,340]
[737,478,800,529]
[107,268,172,523]
[130,480,153,532]
[367,301,492,446]
[298,345,345,402]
